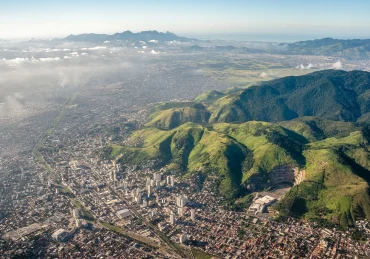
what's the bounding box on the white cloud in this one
[81,46,106,51]
[89,46,106,50]
[39,57,60,62]
[260,72,268,78]
[297,63,315,70]
[148,39,158,43]
[151,50,159,54]
[103,41,110,43]
[332,60,342,70]
[166,40,180,45]
[2,56,63,66]
[70,52,79,56]
[142,46,148,49]
[64,56,71,59]
[81,52,88,56]
[3,57,29,66]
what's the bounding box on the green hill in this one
[109,123,248,198]
[278,117,360,141]
[195,90,225,104]
[146,102,210,130]
[104,70,370,226]
[106,119,370,224]
[209,70,370,123]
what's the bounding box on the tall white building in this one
[166,175,171,185]
[170,176,175,187]
[178,207,183,216]
[176,195,188,208]
[170,212,176,225]
[179,233,187,244]
[136,188,141,196]
[135,192,142,203]
[190,209,196,221]
[153,172,161,182]
[147,185,152,197]
[72,209,79,219]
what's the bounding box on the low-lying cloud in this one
[332,60,343,70]
[297,63,314,70]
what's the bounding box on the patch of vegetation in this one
[195,90,225,104]
[146,103,210,130]
[192,248,215,259]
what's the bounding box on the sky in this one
[1,0,370,41]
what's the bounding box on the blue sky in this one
[1,0,370,40]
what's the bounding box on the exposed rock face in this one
[244,165,305,192]
[269,165,305,187]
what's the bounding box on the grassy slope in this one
[113,123,247,198]
[107,104,370,225]
[277,130,370,225]
[213,121,305,182]
[146,103,210,130]
[194,90,225,104]
[279,117,359,141]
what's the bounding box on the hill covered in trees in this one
[286,38,370,59]
[104,70,370,227]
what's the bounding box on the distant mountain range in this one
[285,37,370,59]
[104,70,370,227]
[62,30,197,42]
[60,32,370,59]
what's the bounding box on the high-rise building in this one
[147,185,152,197]
[153,173,161,182]
[135,192,142,203]
[176,195,188,208]
[110,170,116,182]
[190,209,196,221]
[178,207,183,216]
[142,199,148,207]
[151,209,157,217]
[179,233,187,244]
[170,176,175,187]
[76,219,82,228]
[72,209,79,219]
[170,212,176,225]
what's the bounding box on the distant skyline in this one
[1,0,370,41]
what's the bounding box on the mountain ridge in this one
[285,38,370,59]
[62,30,197,42]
